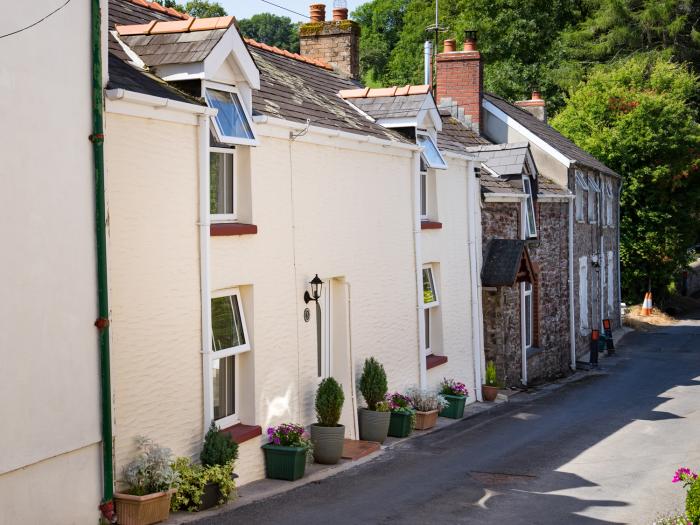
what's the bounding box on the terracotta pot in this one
[482,385,499,402]
[309,3,326,22]
[414,409,438,430]
[114,489,175,525]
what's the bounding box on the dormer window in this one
[205,85,256,145]
[523,177,537,238]
[416,133,447,170]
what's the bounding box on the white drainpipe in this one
[412,150,427,389]
[568,194,576,370]
[466,160,483,400]
[424,41,432,86]
[198,114,214,431]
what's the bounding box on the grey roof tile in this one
[481,239,532,287]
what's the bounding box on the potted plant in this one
[262,423,313,481]
[310,377,346,464]
[408,388,449,429]
[358,357,391,443]
[114,436,179,525]
[170,457,236,512]
[439,378,469,419]
[386,392,415,438]
[189,422,239,510]
[482,361,500,402]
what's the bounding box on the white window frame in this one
[605,181,614,226]
[579,256,589,334]
[422,264,439,357]
[420,159,428,219]
[210,147,237,223]
[523,177,537,238]
[203,80,258,147]
[209,287,251,428]
[575,170,588,223]
[524,281,533,349]
[416,132,447,170]
[588,174,600,224]
[422,264,439,308]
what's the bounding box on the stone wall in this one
[299,21,360,79]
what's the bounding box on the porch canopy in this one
[481,239,536,287]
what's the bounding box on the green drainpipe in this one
[91,0,114,516]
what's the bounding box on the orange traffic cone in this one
[641,292,653,316]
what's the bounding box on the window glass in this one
[523,178,537,237]
[211,295,246,352]
[206,89,254,141]
[417,134,447,170]
[420,170,427,217]
[210,151,234,216]
[212,356,235,420]
[588,175,600,223]
[575,170,587,222]
[424,308,431,354]
[423,267,438,306]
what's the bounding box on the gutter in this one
[91,0,114,517]
[105,88,216,116]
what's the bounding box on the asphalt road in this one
[197,317,700,525]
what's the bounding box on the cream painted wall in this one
[210,130,420,480]
[421,160,477,394]
[104,113,204,476]
[0,1,102,522]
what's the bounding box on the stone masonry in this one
[299,21,361,79]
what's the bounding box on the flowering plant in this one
[672,467,699,525]
[121,436,179,496]
[407,388,449,412]
[266,423,313,462]
[440,378,469,397]
[386,392,414,415]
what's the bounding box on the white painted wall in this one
[0,2,103,522]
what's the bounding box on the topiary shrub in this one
[687,479,700,524]
[359,357,388,411]
[200,422,239,467]
[315,377,345,427]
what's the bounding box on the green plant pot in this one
[388,411,413,437]
[439,394,466,419]
[358,408,391,443]
[261,444,306,481]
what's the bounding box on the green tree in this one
[155,0,227,17]
[551,54,700,300]
[238,13,300,53]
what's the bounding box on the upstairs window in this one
[417,133,447,170]
[420,157,428,219]
[210,148,236,221]
[588,175,600,224]
[205,88,256,145]
[605,181,614,226]
[422,264,441,357]
[422,266,439,307]
[575,170,588,222]
[523,177,537,238]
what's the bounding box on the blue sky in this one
[223,0,365,22]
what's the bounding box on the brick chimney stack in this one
[435,31,483,132]
[299,3,361,79]
[514,91,547,122]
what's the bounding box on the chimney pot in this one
[443,39,456,52]
[332,7,348,20]
[463,30,478,51]
[531,90,542,100]
[309,3,326,22]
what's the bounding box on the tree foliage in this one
[237,13,300,53]
[551,54,700,300]
[156,0,227,17]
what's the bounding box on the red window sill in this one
[421,221,443,230]
[426,354,448,370]
[210,223,258,236]
[220,423,262,444]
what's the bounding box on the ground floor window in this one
[524,282,533,348]
[422,264,441,355]
[210,288,250,427]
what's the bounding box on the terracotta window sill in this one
[210,223,258,236]
[220,423,262,444]
[426,354,448,370]
[421,220,443,230]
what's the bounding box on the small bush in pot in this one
[386,392,415,438]
[357,358,391,443]
[114,436,179,525]
[170,457,236,512]
[310,377,346,464]
[201,421,239,467]
[262,423,313,481]
[408,388,449,429]
[439,378,469,419]
[482,361,500,402]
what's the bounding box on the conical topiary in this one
[359,357,388,411]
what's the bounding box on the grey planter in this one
[310,424,345,464]
[358,408,391,443]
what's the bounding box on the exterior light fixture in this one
[304,274,323,304]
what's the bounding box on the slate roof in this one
[480,175,524,195]
[437,114,490,155]
[481,239,534,287]
[537,176,570,196]
[484,93,618,177]
[249,46,409,143]
[119,29,228,66]
[348,94,430,119]
[467,143,530,177]
[108,0,182,61]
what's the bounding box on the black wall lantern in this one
[304,274,323,304]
